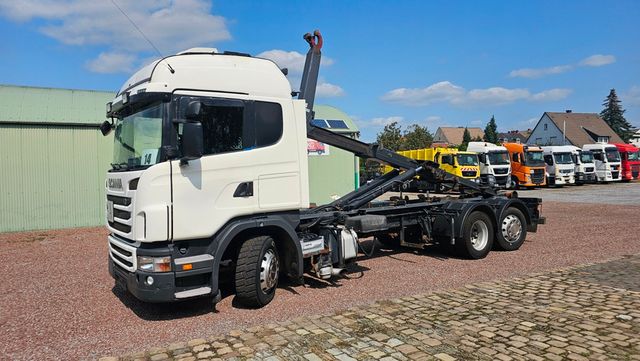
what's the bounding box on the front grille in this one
[113,208,130,220]
[560,169,572,174]
[108,236,137,272]
[494,168,509,175]
[531,169,545,184]
[495,176,508,185]
[585,167,594,173]
[107,195,131,206]
[109,221,131,233]
[612,171,620,179]
[462,170,477,177]
[611,165,619,171]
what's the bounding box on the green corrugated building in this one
[0,85,359,232]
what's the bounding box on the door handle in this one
[233,181,254,197]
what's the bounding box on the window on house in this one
[544,124,548,131]
[597,136,609,143]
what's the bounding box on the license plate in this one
[107,200,114,223]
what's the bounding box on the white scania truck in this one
[568,146,596,184]
[582,143,622,182]
[466,142,511,189]
[101,31,544,309]
[541,146,576,186]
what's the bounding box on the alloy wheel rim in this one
[501,214,522,244]
[260,249,278,292]
[470,220,489,251]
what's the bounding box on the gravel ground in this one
[516,180,640,205]
[2,198,640,360]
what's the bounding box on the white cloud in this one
[380,81,465,106]
[0,0,231,73]
[424,115,441,123]
[529,88,573,102]
[623,86,640,106]
[579,54,616,67]
[85,51,136,73]
[256,49,334,74]
[509,65,572,79]
[381,81,571,106]
[509,54,616,78]
[316,82,345,98]
[370,116,404,126]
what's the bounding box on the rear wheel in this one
[235,235,279,308]
[456,211,494,259]
[495,207,527,251]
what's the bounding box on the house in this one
[498,129,531,144]
[631,129,640,147]
[526,111,624,147]
[433,127,484,146]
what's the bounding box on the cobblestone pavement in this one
[102,255,640,361]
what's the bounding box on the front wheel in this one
[235,235,279,308]
[495,207,527,251]
[456,211,494,259]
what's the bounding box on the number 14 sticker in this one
[141,149,159,165]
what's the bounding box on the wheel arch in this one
[208,214,303,294]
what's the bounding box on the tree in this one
[600,89,636,142]
[460,127,472,151]
[376,121,402,151]
[483,115,499,144]
[400,124,433,150]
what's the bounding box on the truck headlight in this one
[137,256,172,272]
[488,175,496,185]
[529,169,535,174]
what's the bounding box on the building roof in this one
[498,130,530,143]
[538,112,624,147]
[313,105,359,134]
[435,127,484,145]
[0,84,114,125]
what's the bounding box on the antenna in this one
[109,0,175,73]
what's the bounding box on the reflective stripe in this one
[174,254,214,265]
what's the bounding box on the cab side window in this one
[544,155,553,165]
[592,151,604,161]
[441,154,453,165]
[512,153,520,163]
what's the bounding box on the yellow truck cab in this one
[385,147,480,191]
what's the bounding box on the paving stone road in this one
[102,255,640,361]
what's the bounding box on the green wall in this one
[0,85,115,232]
[308,105,360,205]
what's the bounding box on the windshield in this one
[456,154,478,166]
[524,151,545,167]
[112,103,163,170]
[487,151,510,165]
[580,151,594,164]
[628,150,640,161]
[553,152,573,164]
[605,148,621,162]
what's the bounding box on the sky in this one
[0,0,639,142]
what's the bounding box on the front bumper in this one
[575,172,597,184]
[108,235,216,303]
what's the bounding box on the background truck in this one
[467,142,511,189]
[568,146,597,184]
[612,143,640,181]
[384,147,480,192]
[101,30,544,309]
[503,142,546,188]
[583,143,622,182]
[541,146,576,186]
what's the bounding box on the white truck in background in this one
[582,143,622,182]
[568,146,596,184]
[467,142,511,188]
[541,146,576,186]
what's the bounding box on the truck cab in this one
[582,143,622,182]
[466,142,511,188]
[567,146,596,184]
[503,143,546,188]
[541,146,576,186]
[612,143,640,181]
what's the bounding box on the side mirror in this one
[185,101,203,120]
[181,122,203,163]
[100,120,112,136]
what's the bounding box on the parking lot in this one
[1,183,640,360]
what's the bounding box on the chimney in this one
[565,109,572,113]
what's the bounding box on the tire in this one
[511,176,520,190]
[235,235,279,308]
[456,211,494,259]
[495,207,527,251]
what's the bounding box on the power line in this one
[109,0,174,73]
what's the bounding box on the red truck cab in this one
[613,143,640,181]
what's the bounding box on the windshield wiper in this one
[111,162,129,170]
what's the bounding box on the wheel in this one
[495,207,527,251]
[456,211,494,259]
[235,235,279,308]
